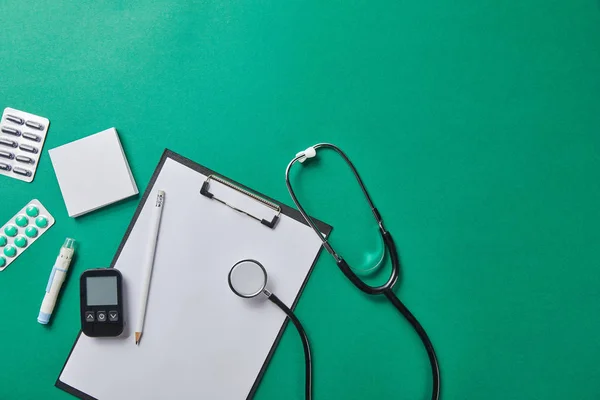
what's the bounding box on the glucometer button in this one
[97,311,107,322]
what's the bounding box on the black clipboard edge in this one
[56,148,332,400]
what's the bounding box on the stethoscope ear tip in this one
[296,146,317,163]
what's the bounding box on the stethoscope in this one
[228,259,312,399]
[229,143,440,400]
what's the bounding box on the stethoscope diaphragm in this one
[228,259,268,298]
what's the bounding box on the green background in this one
[1,1,599,399]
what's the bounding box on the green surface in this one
[1,1,600,399]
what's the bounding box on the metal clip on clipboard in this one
[200,174,281,228]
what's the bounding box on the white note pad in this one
[57,151,330,400]
[49,128,138,217]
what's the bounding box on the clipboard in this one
[55,149,331,400]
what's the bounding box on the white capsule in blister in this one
[5,115,24,125]
[25,120,44,130]
[0,138,17,148]
[19,144,38,154]
[1,126,20,136]
[22,132,40,142]
[0,150,14,159]
[15,155,34,164]
[12,167,31,176]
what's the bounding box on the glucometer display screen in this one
[86,276,118,306]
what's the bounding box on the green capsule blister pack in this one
[0,199,54,271]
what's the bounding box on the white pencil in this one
[135,190,165,345]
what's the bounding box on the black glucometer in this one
[80,269,124,337]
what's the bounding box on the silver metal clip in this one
[200,175,281,229]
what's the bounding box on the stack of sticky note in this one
[49,128,138,217]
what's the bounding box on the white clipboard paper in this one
[56,150,331,400]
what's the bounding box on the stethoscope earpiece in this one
[295,146,317,163]
[286,143,400,293]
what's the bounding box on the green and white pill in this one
[4,245,16,257]
[4,225,17,237]
[35,216,48,228]
[25,226,38,238]
[0,235,6,246]
[14,235,27,248]
[0,256,5,267]
[15,214,28,227]
[26,205,39,217]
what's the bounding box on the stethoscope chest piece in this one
[228,259,268,298]
[228,258,314,399]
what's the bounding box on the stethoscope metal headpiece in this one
[285,143,440,400]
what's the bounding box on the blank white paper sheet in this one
[57,151,329,400]
[49,128,138,217]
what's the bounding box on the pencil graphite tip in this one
[135,332,142,345]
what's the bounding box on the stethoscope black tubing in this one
[337,235,440,400]
[384,289,441,400]
[268,293,313,400]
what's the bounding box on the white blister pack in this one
[0,107,50,183]
[0,199,55,271]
